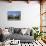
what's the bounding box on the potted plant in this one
[32,27,38,40]
[32,27,43,40]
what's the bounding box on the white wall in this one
[0,1,40,28]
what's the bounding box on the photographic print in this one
[8,11,21,20]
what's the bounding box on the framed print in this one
[8,11,21,20]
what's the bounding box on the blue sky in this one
[8,11,21,16]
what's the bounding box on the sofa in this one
[0,27,34,43]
